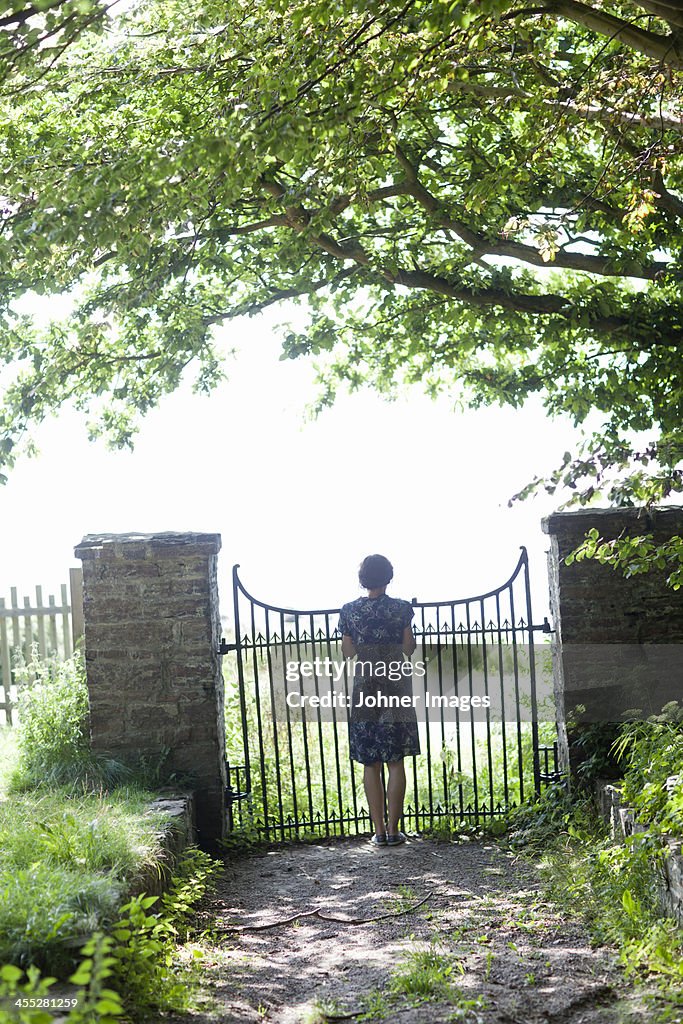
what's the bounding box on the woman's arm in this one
[341,634,356,659]
[402,625,416,657]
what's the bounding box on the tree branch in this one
[0,1,67,28]
[653,168,683,218]
[539,0,683,68]
[635,0,683,31]
[200,266,358,324]
[394,145,669,277]
[250,174,636,330]
[444,78,683,136]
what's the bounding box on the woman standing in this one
[338,554,421,846]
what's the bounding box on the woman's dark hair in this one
[358,554,394,590]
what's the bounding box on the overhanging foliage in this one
[0,1,681,529]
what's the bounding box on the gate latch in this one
[224,785,250,806]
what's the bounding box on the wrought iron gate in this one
[221,548,557,839]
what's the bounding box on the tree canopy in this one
[0,0,109,85]
[0,0,681,539]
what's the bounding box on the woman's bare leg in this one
[363,762,386,837]
[386,759,406,835]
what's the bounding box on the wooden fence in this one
[0,568,84,725]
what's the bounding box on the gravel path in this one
[164,836,656,1024]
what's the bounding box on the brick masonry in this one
[74,533,227,843]
[541,506,683,770]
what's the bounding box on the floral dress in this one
[338,594,421,765]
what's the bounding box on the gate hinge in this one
[218,637,238,655]
[531,617,555,634]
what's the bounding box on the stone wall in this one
[541,506,683,769]
[542,506,683,645]
[596,779,683,926]
[74,533,226,843]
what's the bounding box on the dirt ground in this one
[164,835,659,1024]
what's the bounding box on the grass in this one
[383,884,418,914]
[0,653,191,976]
[7,652,136,793]
[0,650,226,1022]
[506,773,683,1022]
[0,725,17,797]
[390,946,463,1003]
[0,779,177,972]
[358,944,486,1021]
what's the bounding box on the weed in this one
[0,846,221,1020]
[305,997,345,1023]
[218,823,265,855]
[357,988,390,1020]
[505,781,574,851]
[0,786,179,972]
[0,962,59,1024]
[390,946,463,1004]
[446,993,488,1022]
[10,652,129,793]
[517,707,683,1017]
[67,931,126,1023]
[383,884,417,914]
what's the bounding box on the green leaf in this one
[0,964,23,982]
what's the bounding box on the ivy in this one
[567,528,683,590]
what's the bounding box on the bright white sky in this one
[0,305,588,624]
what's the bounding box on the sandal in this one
[370,833,388,846]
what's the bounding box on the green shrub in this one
[0,848,221,1022]
[0,788,177,974]
[512,708,683,1019]
[505,780,575,850]
[11,652,127,792]
[0,861,122,973]
[615,702,683,837]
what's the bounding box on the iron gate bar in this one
[231,567,252,805]
[323,610,346,834]
[282,610,299,838]
[495,591,510,808]
[508,576,524,802]
[524,549,542,797]
[480,595,494,813]
[264,609,284,839]
[450,603,465,820]
[434,604,448,818]
[224,547,556,838]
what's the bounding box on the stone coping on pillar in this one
[75,532,222,561]
[542,505,683,536]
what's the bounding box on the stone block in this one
[75,532,226,842]
[543,506,683,742]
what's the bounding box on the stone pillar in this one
[542,506,683,772]
[74,533,226,843]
